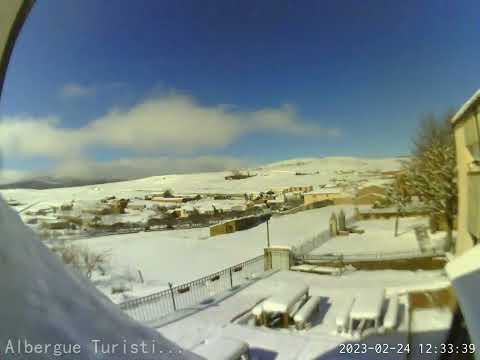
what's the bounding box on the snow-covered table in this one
[263,283,309,327]
[348,288,384,335]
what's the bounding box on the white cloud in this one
[51,156,251,180]
[60,83,94,97]
[0,94,340,160]
[0,116,85,158]
[1,156,251,183]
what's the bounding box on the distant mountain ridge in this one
[0,176,125,190]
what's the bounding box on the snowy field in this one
[155,270,451,360]
[310,217,447,256]
[77,205,357,301]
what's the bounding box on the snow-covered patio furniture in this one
[263,283,309,327]
[348,288,385,336]
[383,294,399,331]
[193,337,250,360]
[336,297,354,334]
[293,295,321,329]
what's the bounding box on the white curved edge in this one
[445,245,480,358]
[445,245,480,280]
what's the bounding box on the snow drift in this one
[0,197,200,359]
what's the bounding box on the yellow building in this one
[354,185,387,205]
[451,89,480,255]
[210,214,270,237]
[303,188,352,205]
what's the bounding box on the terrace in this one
[150,270,451,359]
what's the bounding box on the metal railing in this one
[118,255,266,322]
[301,248,446,263]
[291,214,357,256]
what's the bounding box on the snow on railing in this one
[118,255,266,323]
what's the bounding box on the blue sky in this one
[1,0,480,179]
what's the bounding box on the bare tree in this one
[404,112,457,250]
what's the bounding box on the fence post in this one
[229,268,233,288]
[168,282,176,311]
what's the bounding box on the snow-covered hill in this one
[1,156,402,208]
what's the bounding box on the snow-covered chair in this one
[336,297,354,334]
[294,296,321,329]
[383,294,399,331]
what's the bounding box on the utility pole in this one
[266,217,271,248]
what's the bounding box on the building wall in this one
[264,247,292,271]
[210,220,236,237]
[209,214,268,237]
[304,192,350,205]
[454,116,476,254]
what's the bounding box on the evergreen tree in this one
[404,112,457,250]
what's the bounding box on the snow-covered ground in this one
[78,205,357,302]
[310,217,447,256]
[155,270,451,360]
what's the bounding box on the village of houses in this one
[4,158,413,241]
[1,156,459,359]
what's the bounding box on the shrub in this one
[163,189,174,198]
[51,242,110,279]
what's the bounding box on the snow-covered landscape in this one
[2,156,401,204]
[0,155,458,359]
[1,157,403,300]
[4,1,479,358]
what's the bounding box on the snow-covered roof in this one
[451,89,480,125]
